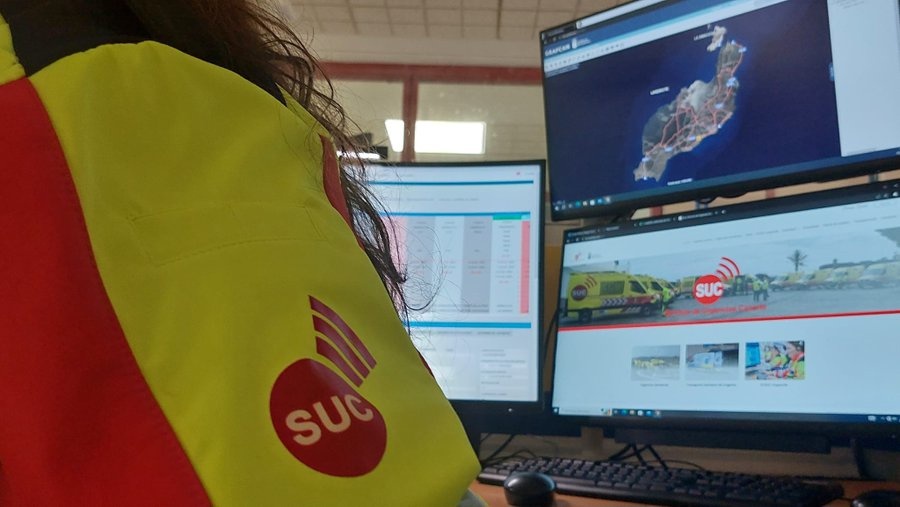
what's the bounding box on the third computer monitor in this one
[540,0,900,220]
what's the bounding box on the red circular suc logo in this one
[270,359,386,477]
[693,274,724,305]
[570,285,588,301]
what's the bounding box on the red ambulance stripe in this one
[309,296,377,369]
[313,315,370,378]
[0,78,210,505]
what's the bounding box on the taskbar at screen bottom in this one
[553,406,900,426]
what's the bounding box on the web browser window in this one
[368,162,544,403]
[553,180,900,425]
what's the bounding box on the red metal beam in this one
[401,75,418,162]
[320,62,542,85]
[319,62,540,162]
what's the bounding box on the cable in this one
[482,448,539,468]
[645,445,667,469]
[608,444,651,463]
[480,434,518,466]
[634,447,648,466]
[607,443,639,461]
[542,307,559,364]
[851,437,872,480]
[652,459,707,471]
[607,444,689,471]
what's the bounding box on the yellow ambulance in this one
[565,271,660,323]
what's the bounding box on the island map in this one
[633,26,746,181]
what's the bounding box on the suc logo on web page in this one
[693,257,741,305]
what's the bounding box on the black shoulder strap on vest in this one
[0,0,286,105]
[0,0,148,75]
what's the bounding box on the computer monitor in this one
[540,0,900,220]
[366,160,546,419]
[551,178,900,450]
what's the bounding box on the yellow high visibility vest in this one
[0,9,479,506]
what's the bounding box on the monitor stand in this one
[456,407,583,457]
[611,427,832,454]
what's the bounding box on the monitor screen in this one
[540,0,900,220]
[367,160,545,413]
[552,178,900,438]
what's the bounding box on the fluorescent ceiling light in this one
[384,120,405,152]
[338,150,383,160]
[384,120,486,155]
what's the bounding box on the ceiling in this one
[275,0,627,66]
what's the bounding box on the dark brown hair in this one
[120,0,408,315]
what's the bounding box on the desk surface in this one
[471,480,900,506]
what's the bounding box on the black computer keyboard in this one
[478,456,845,507]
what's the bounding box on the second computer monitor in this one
[552,179,900,444]
[367,160,545,414]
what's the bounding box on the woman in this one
[0,0,481,505]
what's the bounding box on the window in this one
[332,79,403,161]
[415,83,545,163]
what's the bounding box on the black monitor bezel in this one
[366,159,548,417]
[548,178,900,442]
[538,0,900,222]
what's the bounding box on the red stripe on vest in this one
[320,136,369,252]
[0,78,210,505]
[319,135,353,227]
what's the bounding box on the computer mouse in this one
[852,489,900,507]
[502,471,556,507]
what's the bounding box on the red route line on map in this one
[645,44,745,157]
